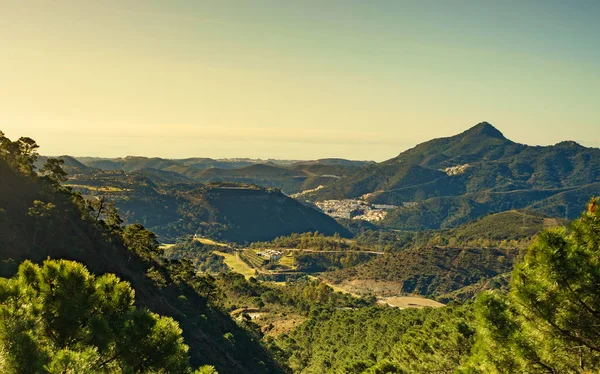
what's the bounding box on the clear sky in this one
[1,0,599,161]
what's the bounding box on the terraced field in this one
[278,254,296,269]
[213,251,257,279]
[239,250,268,268]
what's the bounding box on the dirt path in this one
[248,248,385,255]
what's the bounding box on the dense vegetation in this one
[276,303,475,373]
[66,171,351,242]
[69,156,371,194]
[248,232,378,273]
[0,131,284,373]
[250,232,359,252]
[5,129,600,373]
[325,246,518,298]
[270,198,600,373]
[0,260,192,373]
[214,273,373,316]
[467,198,600,372]
[309,122,600,230]
[354,209,559,253]
[163,239,229,274]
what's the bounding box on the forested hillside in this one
[65,171,351,242]
[73,156,371,194]
[309,122,600,230]
[271,198,600,373]
[0,131,285,373]
[4,130,600,373]
[324,210,564,300]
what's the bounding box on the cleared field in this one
[278,254,296,268]
[240,250,268,268]
[308,276,361,297]
[214,251,256,279]
[65,184,124,192]
[159,243,175,250]
[378,296,444,309]
[194,237,229,247]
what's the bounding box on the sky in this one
[1,0,599,161]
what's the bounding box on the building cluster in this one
[316,199,397,222]
[443,163,471,176]
[256,249,283,261]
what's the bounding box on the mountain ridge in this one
[308,122,599,229]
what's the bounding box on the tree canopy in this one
[469,197,600,372]
[0,259,191,373]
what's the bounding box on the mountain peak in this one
[463,122,506,140]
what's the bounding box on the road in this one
[244,248,385,255]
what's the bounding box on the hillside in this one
[36,155,95,175]
[0,134,285,373]
[74,156,371,194]
[309,122,599,229]
[67,171,351,242]
[325,209,563,299]
[324,246,518,298]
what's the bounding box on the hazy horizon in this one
[31,122,600,163]
[2,1,599,161]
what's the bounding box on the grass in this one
[278,254,296,268]
[378,296,444,309]
[65,184,124,192]
[240,250,268,268]
[194,237,229,247]
[214,250,257,279]
[307,275,361,297]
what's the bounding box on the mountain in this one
[36,155,95,175]
[309,122,600,229]
[195,163,339,193]
[329,209,562,299]
[67,171,351,242]
[74,157,372,194]
[0,145,285,373]
[325,245,518,297]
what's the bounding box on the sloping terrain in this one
[309,122,600,228]
[324,246,518,297]
[36,155,96,175]
[325,209,563,299]
[0,152,285,373]
[67,172,351,242]
[75,156,372,194]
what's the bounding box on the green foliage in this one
[0,131,39,176]
[67,170,351,242]
[249,232,377,272]
[293,251,376,272]
[122,223,161,260]
[164,239,228,274]
[250,232,355,251]
[213,273,372,317]
[0,259,190,373]
[0,132,286,373]
[326,246,517,298]
[40,158,69,185]
[194,365,219,374]
[76,155,369,195]
[469,198,600,372]
[354,230,416,252]
[277,304,475,373]
[311,122,600,230]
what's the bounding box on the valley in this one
[3,0,599,370]
[2,124,599,373]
